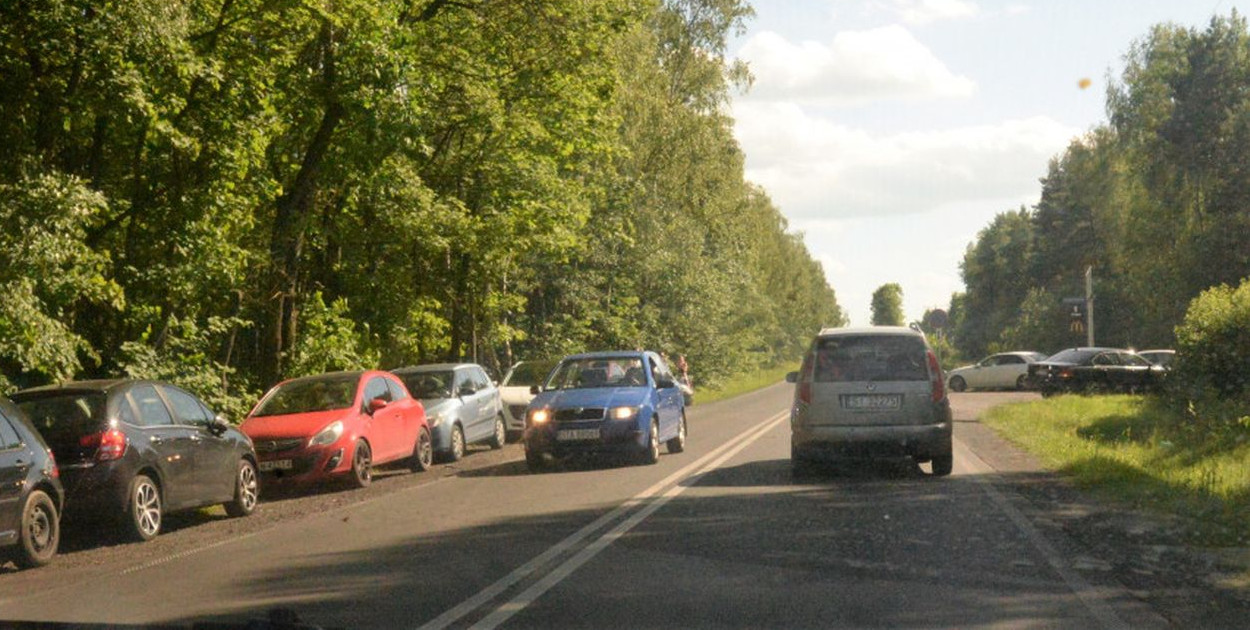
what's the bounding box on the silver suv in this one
[786,326,953,476]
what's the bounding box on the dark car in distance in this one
[10,380,259,542]
[1028,348,1168,396]
[0,398,63,569]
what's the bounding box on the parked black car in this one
[0,398,63,569]
[10,380,258,542]
[1028,348,1167,396]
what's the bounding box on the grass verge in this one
[695,363,797,405]
[982,394,1250,547]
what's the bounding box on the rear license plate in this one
[259,459,294,472]
[842,394,902,410]
[557,429,601,442]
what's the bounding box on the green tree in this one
[870,283,905,326]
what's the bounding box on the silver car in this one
[786,326,953,476]
[946,351,1047,392]
[392,363,505,462]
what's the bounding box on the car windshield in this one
[546,357,647,389]
[503,362,555,387]
[812,335,928,382]
[12,392,107,452]
[251,375,358,417]
[399,370,455,399]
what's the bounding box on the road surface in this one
[0,384,1174,628]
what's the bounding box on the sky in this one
[727,0,1248,326]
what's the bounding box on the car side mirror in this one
[530,385,542,395]
[458,385,475,397]
[658,377,676,389]
[785,371,798,383]
[367,398,389,414]
[208,415,230,435]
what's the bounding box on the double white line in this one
[417,410,790,630]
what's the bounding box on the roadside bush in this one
[1170,278,1250,425]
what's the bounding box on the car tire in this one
[931,452,953,476]
[666,413,687,454]
[949,376,967,392]
[639,419,660,465]
[440,424,466,463]
[409,426,434,472]
[488,415,506,450]
[127,474,162,542]
[525,448,549,472]
[13,489,59,568]
[224,459,259,518]
[1015,375,1028,390]
[349,439,372,488]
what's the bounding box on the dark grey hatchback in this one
[0,398,63,569]
[10,380,258,542]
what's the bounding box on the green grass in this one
[983,394,1250,546]
[694,363,798,405]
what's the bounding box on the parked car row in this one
[1,351,687,571]
[946,347,1174,395]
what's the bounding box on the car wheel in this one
[666,413,687,454]
[349,440,372,488]
[639,418,660,465]
[409,426,434,472]
[1016,375,1028,390]
[127,474,162,542]
[14,490,59,568]
[949,376,967,392]
[488,415,506,450]
[525,448,549,472]
[931,452,954,477]
[224,459,259,518]
[441,424,466,463]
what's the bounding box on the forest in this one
[0,0,845,417]
[949,12,1250,364]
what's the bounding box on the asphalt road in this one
[0,384,1174,628]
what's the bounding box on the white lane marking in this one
[467,413,789,630]
[417,410,789,630]
[954,437,1138,630]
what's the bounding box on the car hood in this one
[241,409,354,440]
[533,387,650,410]
[421,399,459,415]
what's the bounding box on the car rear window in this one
[811,335,929,382]
[13,392,108,453]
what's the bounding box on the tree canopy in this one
[0,0,843,405]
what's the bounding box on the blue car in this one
[523,351,687,470]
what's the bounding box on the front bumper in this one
[253,444,349,484]
[524,421,646,456]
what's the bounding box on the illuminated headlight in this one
[309,421,344,447]
[530,409,551,425]
[610,406,639,421]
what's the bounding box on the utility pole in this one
[1085,266,1095,347]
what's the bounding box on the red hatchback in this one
[241,371,432,488]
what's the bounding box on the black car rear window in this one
[1047,349,1099,364]
[13,392,107,450]
[812,335,928,382]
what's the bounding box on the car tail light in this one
[927,350,945,402]
[48,449,59,479]
[80,429,128,461]
[797,356,814,404]
[1058,368,1074,380]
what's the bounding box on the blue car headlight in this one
[610,406,639,421]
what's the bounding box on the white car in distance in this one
[499,360,556,441]
[946,351,1047,392]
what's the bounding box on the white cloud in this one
[736,26,976,104]
[732,101,1077,220]
[884,0,980,25]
